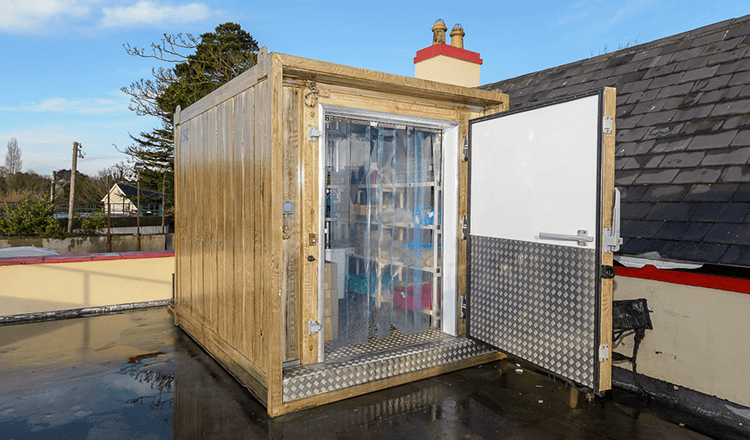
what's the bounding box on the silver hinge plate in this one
[603,116,613,134]
[461,136,469,162]
[308,126,321,141]
[599,344,610,362]
[307,320,322,335]
[603,188,623,253]
[461,215,468,240]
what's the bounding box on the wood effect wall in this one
[173,50,277,402]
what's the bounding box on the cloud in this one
[0,0,92,32]
[99,1,212,28]
[1,96,129,115]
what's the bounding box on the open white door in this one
[467,89,616,392]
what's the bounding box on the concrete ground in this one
[0,307,745,440]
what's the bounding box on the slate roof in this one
[115,182,162,199]
[481,14,750,268]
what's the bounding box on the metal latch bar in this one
[539,230,594,247]
[307,320,322,335]
[308,126,321,141]
[603,188,623,253]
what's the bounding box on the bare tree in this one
[5,138,22,175]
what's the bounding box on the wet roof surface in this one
[0,307,743,439]
[482,15,750,267]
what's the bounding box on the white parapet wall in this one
[613,275,750,408]
[0,252,174,318]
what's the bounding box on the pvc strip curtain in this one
[325,116,443,352]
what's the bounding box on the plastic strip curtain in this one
[326,117,442,352]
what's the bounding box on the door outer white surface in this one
[467,90,605,391]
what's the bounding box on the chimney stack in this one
[414,20,482,87]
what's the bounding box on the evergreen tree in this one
[121,23,259,212]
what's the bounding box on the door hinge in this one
[307,320,322,335]
[603,188,623,253]
[603,116,613,134]
[308,126,322,141]
[599,344,610,362]
[461,215,468,240]
[461,136,469,162]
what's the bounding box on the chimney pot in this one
[450,24,465,49]
[432,19,447,45]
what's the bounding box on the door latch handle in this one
[539,230,594,247]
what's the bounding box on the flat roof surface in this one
[0,307,742,439]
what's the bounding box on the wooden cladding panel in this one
[255,73,271,376]
[217,99,233,344]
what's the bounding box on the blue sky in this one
[1,0,747,177]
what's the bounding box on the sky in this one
[1,0,748,177]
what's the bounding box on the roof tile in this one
[673,167,723,184]
[616,127,650,143]
[664,92,704,111]
[643,122,685,140]
[692,74,732,92]
[626,89,661,104]
[709,47,749,65]
[634,169,679,184]
[722,114,750,130]
[659,40,693,56]
[728,70,750,87]
[648,72,685,89]
[671,104,714,122]
[621,220,664,238]
[726,23,750,39]
[645,202,697,221]
[691,30,731,47]
[650,137,693,153]
[638,109,677,126]
[620,238,673,256]
[643,64,677,79]
[683,183,739,201]
[702,147,750,165]
[620,79,653,94]
[621,202,656,220]
[619,185,649,201]
[632,99,668,115]
[699,85,745,104]
[641,184,689,201]
[732,183,750,202]
[674,56,711,72]
[615,170,641,186]
[720,245,750,266]
[669,46,706,63]
[701,37,743,56]
[681,65,721,82]
[617,115,643,129]
[622,155,664,170]
[715,57,750,75]
[654,221,712,240]
[616,140,655,156]
[660,151,706,168]
[703,223,750,245]
[686,131,738,150]
[681,119,724,135]
[691,202,750,223]
[662,241,729,263]
[657,82,695,99]
[720,165,750,182]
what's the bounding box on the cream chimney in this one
[450,24,465,48]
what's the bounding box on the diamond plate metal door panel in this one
[469,236,597,388]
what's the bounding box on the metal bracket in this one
[539,230,594,247]
[461,136,469,162]
[603,116,613,134]
[307,320,322,335]
[308,126,321,141]
[282,201,294,214]
[461,215,468,240]
[603,188,623,253]
[599,344,610,362]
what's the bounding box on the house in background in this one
[101,182,162,215]
[482,14,750,429]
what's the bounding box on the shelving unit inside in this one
[324,115,444,353]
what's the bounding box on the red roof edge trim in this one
[615,265,750,295]
[0,251,174,266]
[414,43,482,65]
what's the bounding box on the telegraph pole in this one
[67,142,83,233]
